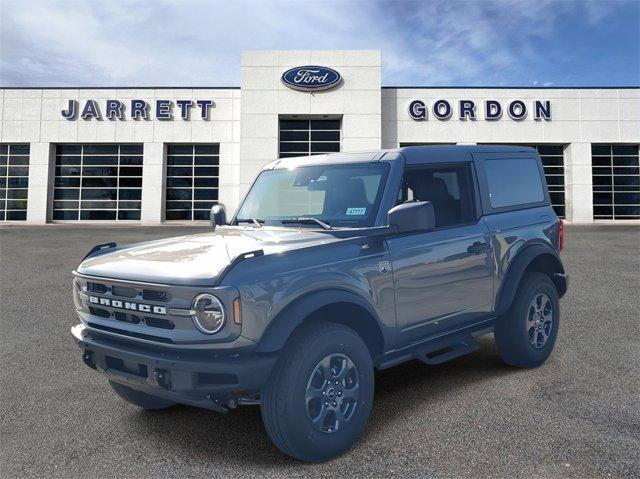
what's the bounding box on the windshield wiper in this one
[235,218,264,228]
[281,217,332,230]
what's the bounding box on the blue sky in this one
[1,0,638,87]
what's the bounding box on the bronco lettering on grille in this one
[88,296,167,315]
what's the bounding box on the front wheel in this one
[495,272,560,368]
[261,322,374,462]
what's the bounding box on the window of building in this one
[279,119,341,158]
[485,158,545,208]
[592,145,640,219]
[165,144,220,220]
[0,144,29,221]
[53,144,143,221]
[397,163,476,228]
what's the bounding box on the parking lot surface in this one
[1,224,639,478]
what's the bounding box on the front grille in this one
[87,322,174,344]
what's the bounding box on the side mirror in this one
[210,203,227,230]
[388,201,435,233]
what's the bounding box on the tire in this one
[261,322,374,462]
[495,271,560,368]
[109,380,175,410]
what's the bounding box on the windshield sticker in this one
[346,207,366,216]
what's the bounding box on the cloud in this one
[0,0,636,87]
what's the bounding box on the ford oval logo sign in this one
[281,65,342,92]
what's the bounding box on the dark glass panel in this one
[0,145,7,154]
[83,144,118,155]
[167,144,193,155]
[53,210,79,220]
[80,210,117,220]
[195,144,219,155]
[614,176,640,187]
[166,177,192,188]
[81,200,117,209]
[54,189,79,200]
[119,166,143,177]
[280,131,309,141]
[82,189,117,200]
[56,166,81,176]
[82,167,118,176]
[310,119,340,130]
[53,200,79,210]
[194,156,219,166]
[82,177,117,188]
[193,201,215,209]
[118,210,141,220]
[9,144,29,154]
[8,156,29,166]
[613,166,639,175]
[167,156,193,166]
[83,155,118,166]
[6,210,26,220]
[614,192,640,204]
[166,210,191,220]
[8,167,29,177]
[56,144,82,154]
[119,177,142,188]
[536,145,563,155]
[7,177,28,188]
[0,155,6,165]
[194,188,218,200]
[193,210,211,220]
[6,189,28,199]
[119,189,142,200]
[166,189,192,201]
[119,144,143,155]
[613,156,639,166]
[166,201,192,210]
[591,145,611,155]
[118,201,141,210]
[612,145,638,156]
[167,167,192,177]
[279,142,308,153]
[614,205,640,217]
[194,177,218,188]
[310,142,340,153]
[592,157,612,167]
[593,193,613,204]
[279,119,309,130]
[194,167,218,176]
[311,130,340,141]
[120,155,143,165]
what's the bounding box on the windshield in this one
[235,163,389,228]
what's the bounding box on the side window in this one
[397,163,476,228]
[484,158,544,208]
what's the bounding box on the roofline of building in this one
[0,86,638,90]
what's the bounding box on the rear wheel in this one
[495,272,560,368]
[261,322,374,462]
[109,380,175,410]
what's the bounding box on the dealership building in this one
[0,50,638,224]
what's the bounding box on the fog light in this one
[191,294,225,334]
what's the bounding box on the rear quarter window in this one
[485,158,545,208]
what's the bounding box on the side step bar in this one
[415,338,479,365]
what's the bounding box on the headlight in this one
[191,294,225,334]
[72,279,83,310]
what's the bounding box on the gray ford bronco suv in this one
[71,145,567,462]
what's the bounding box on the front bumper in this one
[71,324,277,412]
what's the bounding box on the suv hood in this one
[76,227,345,285]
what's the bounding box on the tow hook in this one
[154,369,171,390]
[82,351,96,369]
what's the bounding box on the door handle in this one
[467,241,490,255]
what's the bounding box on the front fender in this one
[253,288,386,354]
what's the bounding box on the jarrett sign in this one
[408,99,552,121]
[61,99,215,120]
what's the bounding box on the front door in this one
[386,162,494,345]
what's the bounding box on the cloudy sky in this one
[1,0,638,87]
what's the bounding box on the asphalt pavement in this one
[1,224,639,478]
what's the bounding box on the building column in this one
[140,142,165,224]
[564,142,593,223]
[26,142,54,224]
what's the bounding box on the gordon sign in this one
[61,99,215,120]
[281,65,342,92]
[408,99,552,121]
